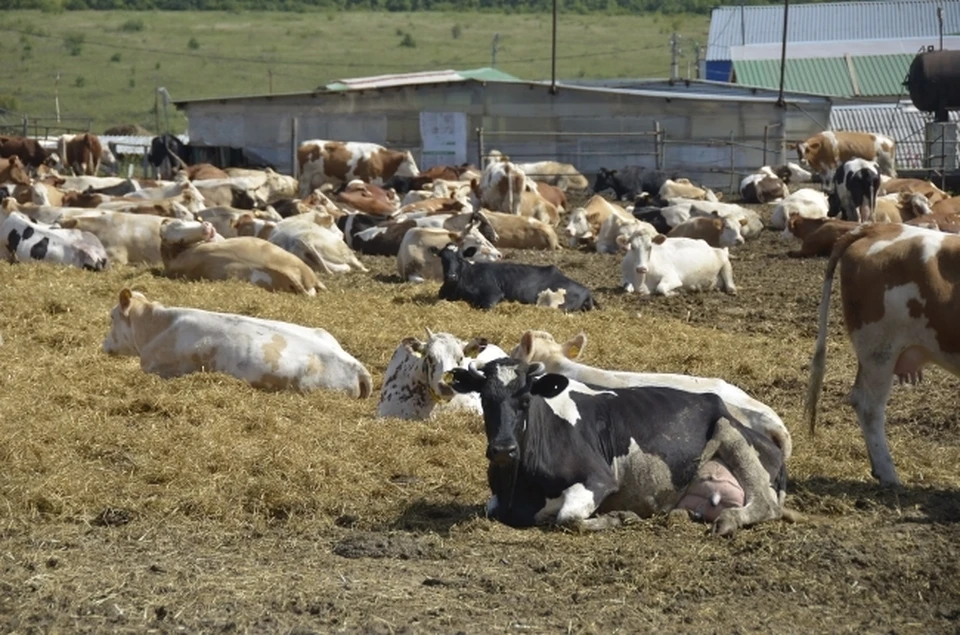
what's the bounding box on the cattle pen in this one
[173,71,834,191]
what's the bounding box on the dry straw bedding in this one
[1,208,959,632]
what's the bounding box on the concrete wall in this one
[181,81,831,191]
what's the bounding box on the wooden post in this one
[729,130,736,194]
[21,115,27,137]
[763,124,769,167]
[654,121,662,170]
[291,117,299,179]
[477,126,485,167]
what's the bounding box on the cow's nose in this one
[635,266,648,274]
[487,444,518,464]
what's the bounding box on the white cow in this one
[377,331,508,420]
[397,224,502,283]
[771,188,829,231]
[475,153,530,216]
[511,330,792,459]
[618,231,736,296]
[564,195,631,248]
[266,212,368,274]
[596,212,654,255]
[103,289,372,396]
[58,211,167,265]
[0,211,108,271]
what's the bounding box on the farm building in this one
[174,68,833,190]
[705,0,960,83]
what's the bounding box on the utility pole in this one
[491,33,500,69]
[694,43,701,79]
[670,32,681,82]
[54,71,61,123]
[776,0,790,107]
[550,0,558,94]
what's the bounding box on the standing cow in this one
[58,133,104,176]
[297,140,419,196]
[795,131,896,182]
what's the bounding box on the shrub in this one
[74,76,86,88]
[399,32,416,47]
[110,52,122,62]
[451,23,462,39]
[120,18,145,32]
[64,33,85,56]
[188,37,200,49]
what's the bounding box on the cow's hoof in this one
[606,510,641,526]
[712,515,739,537]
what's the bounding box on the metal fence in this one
[0,115,92,139]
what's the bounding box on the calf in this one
[833,159,881,223]
[159,219,325,295]
[1,211,108,271]
[783,215,859,258]
[434,243,596,311]
[377,331,507,420]
[450,358,789,533]
[397,222,501,283]
[796,130,896,180]
[103,289,371,396]
[511,330,792,458]
[739,170,789,204]
[0,156,30,186]
[667,214,744,248]
[806,223,960,486]
[619,232,736,296]
[593,166,675,201]
[771,188,829,230]
[596,211,651,254]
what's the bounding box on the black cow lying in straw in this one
[450,358,792,534]
[432,243,596,311]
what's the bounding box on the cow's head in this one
[103,288,149,356]
[160,219,218,246]
[398,151,420,177]
[711,212,745,247]
[0,155,30,186]
[451,357,566,467]
[592,168,618,195]
[432,242,467,284]
[415,329,473,403]
[564,208,591,244]
[618,230,665,276]
[898,192,933,221]
[230,186,257,210]
[458,219,502,263]
[510,330,586,366]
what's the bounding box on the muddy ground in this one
[1,193,959,634]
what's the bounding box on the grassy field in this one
[1,194,959,631]
[0,10,709,134]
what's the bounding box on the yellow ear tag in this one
[566,345,580,358]
[442,370,455,384]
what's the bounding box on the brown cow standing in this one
[0,136,50,168]
[60,133,104,176]
[795,131,896,181]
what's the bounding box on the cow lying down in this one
[103,289,372,397]
[450,357,791,534]
[1,210,108,271]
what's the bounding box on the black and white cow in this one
[632,205,673,234]
[593,167,676,202]
[433,243,596,311]
[450,358,789,534]
[832,159,881,223]
[1,211,108,271]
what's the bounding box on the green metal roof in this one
[732,54,913,98]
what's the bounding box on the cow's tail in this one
[804,226,867,435]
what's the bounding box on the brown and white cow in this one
[297,140,420,196]
[873,192,932,224]
[0,136,51,168]
[879,178,947,203]
[58,211,167,265]
[659,178,719,203]
[563,195,631,248]
[183,163,230,181]
[333,180,399,217]
[514,161,589,191]
[796,131,896,181]
[739,168,789,204]
[159,219,326,295]
[806,223,960,486]
[783,215,859,258]
[667,214,745,248]
[397,222,502,283]
[58,133,104,176]
[906,211,960,234]
[932,196,960,216]
[0,156,30,186]
[480,210,560,250]
[474,154,529,216]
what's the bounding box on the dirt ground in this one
[2,193,960,634]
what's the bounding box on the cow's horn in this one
[467,360,485,379]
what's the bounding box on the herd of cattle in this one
[2,127,959,532]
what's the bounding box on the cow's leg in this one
[555,481,627,531]
[654,275,682,296]
[704,418,782,536]
[718,258,737,295]
[849,359,899,486]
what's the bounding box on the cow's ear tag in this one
[531,374,568,399]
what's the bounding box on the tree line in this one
[0,0,841,15]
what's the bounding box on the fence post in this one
[762,124,769,167]
[476,126,485,167]
[21,115,27,137]
[654,121,662,170]
[729,130,736,194]
[291,117,299,180]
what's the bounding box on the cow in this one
[0,136,51,168]
[657,179,719,204]
[832,159,881,223]
[196,207,280,238]
[932,196,960,216]
[795,130,896,181]
[103,289,371,397]
[873,192,932,224]
[564,195,630,248]
[254,212,367,275]
[448,357,789,533]
[224,167,299,202]
[434,243,596,311]
[906,210,960,234]
[667,214,744,248]
[517,190,560,225]
[57,133,104,176]
[514,161,589,191]
[333,180,399,217]
[596,211,651,254]
[771,188,829,230]
[805,223,960,486]
[739,169,789,204]
[879,178,948,203]
[148,134,190,180]
[782,216,859,258]
[297,140,419,196]
[475,156,528,216]
[619,232,736,296]
[1,211,108,271]
[0,156,30,187]
[681,201,763,240]
[192,182,257,210]
[57,211,167,266]
[397,223,502,283]
[377,331,507,420]
[534,181,567,212]
[339,216,416,257]
[183,163,230,181]
[510,330,793,459]
[476,211,560,251]
[384,164,478,195]
[159,219,326,295]
[592,166,676,201]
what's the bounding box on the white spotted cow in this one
[376,331,508,420]
[397,223,502,283]
[103,289,371,396]
[297,140,420,196]
[772,188,829,231]
[474,153,529,216]
[806,223,960,486]
[564,195,631,249]
[449,357,791,533]
[739,168,789,204]
[619,232,736,296]
[1,211,108,271]
[512,330,792,459]
[833,159,881,223]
